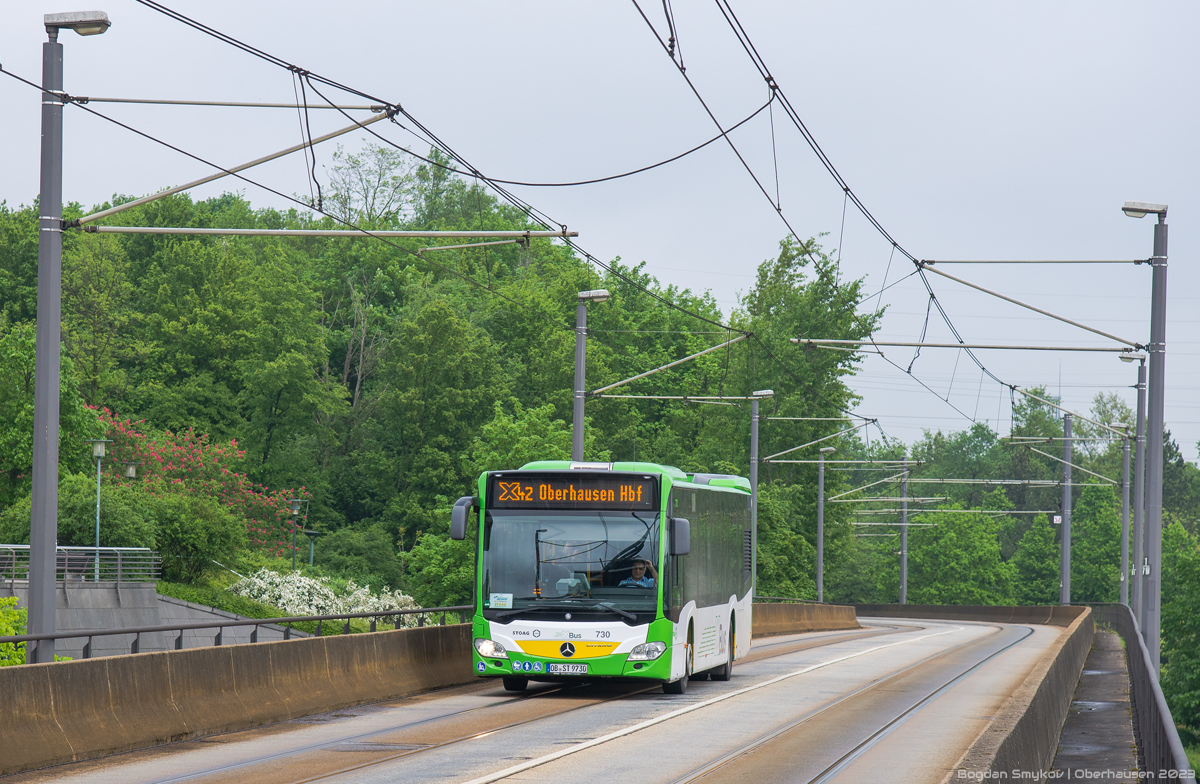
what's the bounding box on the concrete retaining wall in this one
[856,604,1093,778]
[0,623,472,776]
[752,602,859,636]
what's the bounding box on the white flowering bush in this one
[227,569,422,627]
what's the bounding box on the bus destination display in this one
[488,474,657,511]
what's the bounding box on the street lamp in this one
[1123,201,1167,674]
[1120,351,1147,624]
[28,9,112,662]
[84,439,112,581]
[1113,423,1131,606]
[572,289,610,461]
[288,499,303,571]
[817,445,836,602]
[749,389,774,598]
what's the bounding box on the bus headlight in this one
[474,638,509,659]
[627,641,667,661]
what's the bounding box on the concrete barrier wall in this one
[1,603,862,776]
[0,623,473,776]
[752,602,860,637]
[855,604,1093,778]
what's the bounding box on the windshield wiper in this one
[591,603,637,621]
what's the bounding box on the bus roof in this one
[516,461,750,493]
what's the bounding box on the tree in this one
[314,523,402,590]
[1071,485,1121,602]
[1011,514,1059,605]
[1160,525,1200,731]
[907,505,1013,605]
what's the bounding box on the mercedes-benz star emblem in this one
[560,642,576,658]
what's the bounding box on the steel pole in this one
[1121,436,1130,605]
[28,28,65,664]
[572,302,587,461]
[1060,413,1072,605]
[750,398,759,599]
[900,471,908,605]
[817,452,825,603]
[94,456,102,582]
[1132,359,1147,626]
[1144,219,1168,674]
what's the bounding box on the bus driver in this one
[619,558,658,588]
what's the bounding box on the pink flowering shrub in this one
[93,408,308,557]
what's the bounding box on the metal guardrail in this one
[1084,603,1194,779]
[755,595,823,604]
[0,604,473,660]
[0,545,159,587]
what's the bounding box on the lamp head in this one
[820,446,836,454]
[123,462,140,479]
[45,11,111,36]
[752,389,774,398]
[577,289,610,303]
[288,499,303,515]
[86,438,113,458]
[1122,201,1167,220]
[1119,351,1145,364]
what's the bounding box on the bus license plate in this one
[548,663,588,675]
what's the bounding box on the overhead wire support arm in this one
[792,338,1131,354]
[86,227,577,240]
[826,472,908,501]
[924,259,1145,265]
[1009,386,1130,438]
[1019,446,1119,485]
[71,96,386,111]
[589,334,748,395]
[71,111,395,227]
[918,262,1142,350]
[761,421,874,462]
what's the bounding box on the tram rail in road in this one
[3,620,1061,784]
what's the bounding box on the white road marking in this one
[460,625,964,784]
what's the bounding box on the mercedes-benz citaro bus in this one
[450,460,753,695]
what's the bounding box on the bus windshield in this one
[482,509,660,616]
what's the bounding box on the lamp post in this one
[84,439,113,581]
[1123,201,1167,673]
[28,10,111,663]
[749,389,773,599]
[900,468,908,605]
[1121,351,1148,626]
[572,289,609,461]
[288,500,303,571]
[817,446,835,602]
[1114,424,1131,606]
[1060,413,1072,605]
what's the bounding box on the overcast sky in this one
[3,2,1197,462]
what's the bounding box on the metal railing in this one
[1084,603,1194,779]
[755,595,823,604]
[0,604,472,660]
[0,545,159,588]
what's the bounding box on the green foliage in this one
[1071,485,1121,602]
[1161,527,1200,730]
[1011,515,1060,605]
[0,321,104,508]
[402,533,476,609]
[314,523,402,590]
[0,473,156,548]
[149,492,247,583]
[0,596,27,666]
[755,484,817,600]
[907,505,1013,605]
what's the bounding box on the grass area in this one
[1186,745,1199,772]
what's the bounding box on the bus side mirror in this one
[450,496,476,540]
[670,517,690,556]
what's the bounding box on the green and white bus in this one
[451,460,753,694]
